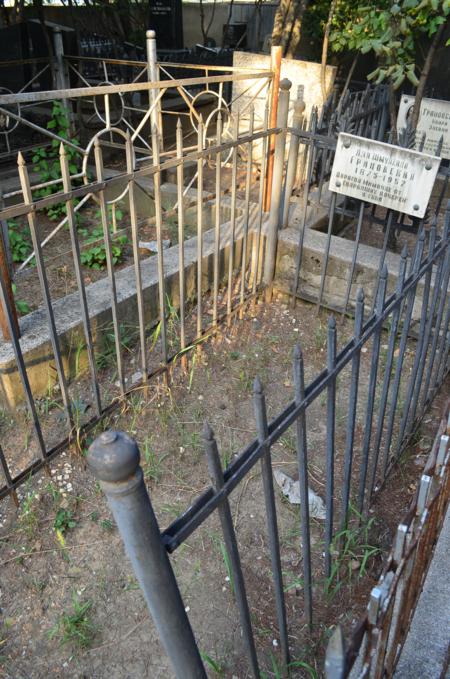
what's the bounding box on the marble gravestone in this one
[329,133,440,218]
[397,95,450,160]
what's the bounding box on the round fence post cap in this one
[280,78,292,91]
[87,430,140,483]
[146,30,156,39]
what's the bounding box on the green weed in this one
[7,219,32,263]
[49,594,95,649]
[261,652,318,679]
[142,439,167,482]
[325,504,381,599]
[200,651,226,676]
[80,226,128,269]
[53,508,77,534]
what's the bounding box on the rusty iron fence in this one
[0,29,269,161]
[0,68,276,502]
[86,198,450,676]
[0,63,446,508]
[325,408,450,679]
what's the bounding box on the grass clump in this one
[49,594,95,649]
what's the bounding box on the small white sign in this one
[329,133,440,218]
[397,95,450,160]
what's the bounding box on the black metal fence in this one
[87,200,450,677]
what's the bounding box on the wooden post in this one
[0,230,19,341]
[263,45,282,213]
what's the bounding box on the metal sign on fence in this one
[397,94,450,159]
[329,133,440,218]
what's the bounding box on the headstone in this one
[397,95,450,160]
[232,51,336,129]
[148,0,183,50]
[329,133,440,218]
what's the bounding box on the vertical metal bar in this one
[197,117,204,338]
[317,193,338,311]
[104,93,111,131]
[176,119,186,360]
[0,262,47,459]
[0,444,18,507]
[125,133,148,388]
[339,288,364,533]
[264,45,282,212]
[381,231,426,475]
[240,106,254,314]
[325,626,346,679]
[151,124,168,364]
[290,109,318,306]
[263,79,291,293]
[325,315,337,578]
[341,201,364,317]
[146,30,159,129]
[253,378,290,668]
[93,140,126,394]
[226,113,239,323]
[369,248,408,497]
[88,431,207,679]
[0,219,19,341]
[282,99,304,229]
[251,103,269,295]
[17,153,73,428]
[408,222,444,424]
[432,299,450,392]
[370,209,394,314]
[60,144,102,415]
[202,423,260,678]
[213,113,222,326]
[420,248,450,410]
[357,265,388,514]
[397,225,436,449]
[293,344,313,626]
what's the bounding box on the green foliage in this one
[80,226,128,269]
[78,205,126,269]
[261,652,318,679]
[325,504,381,599]
[95,322,133,370]
[32,101,81,221]
[330,0,450,90]
[11,283,30,316]
[199,651,226,677]
[18,490,39,536]
[49,594,95,649]
[7,219,32,263]
[54,508,77,533]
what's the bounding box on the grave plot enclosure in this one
[0,38,449,679]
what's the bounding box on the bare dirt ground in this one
[0,296,446,679]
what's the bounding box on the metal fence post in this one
[146,30,163,142]
[263,45,282,212]
[52,27,74,132]
[325,626,346,679]
[88,430,207,679]
[263,78,291,294]
[282,97,305,229]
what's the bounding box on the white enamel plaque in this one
[329,133,440,218]
[397,95,450,159]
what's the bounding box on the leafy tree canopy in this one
[329,0,449,90]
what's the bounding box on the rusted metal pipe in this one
[263,45,282,212]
